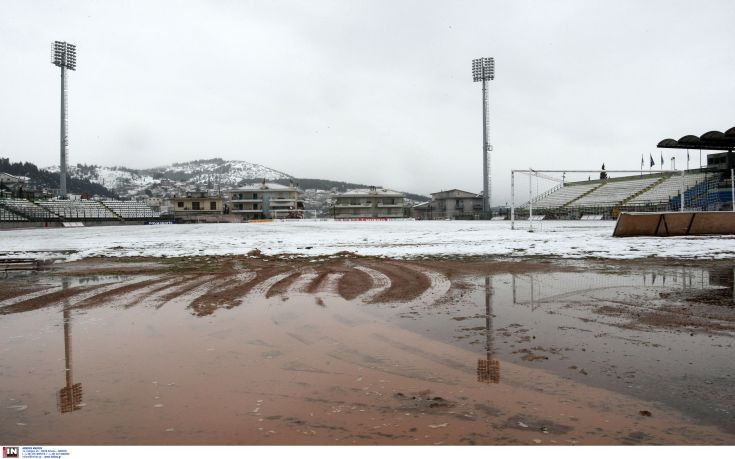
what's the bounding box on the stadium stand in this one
[0,198,60,221]
[626,173,706,206]
[515,167,732,220]
[102,200,160,219]
[572,176,660,207]
[531,182,600,209]
[0,207,28,222]
[38,200,118,220]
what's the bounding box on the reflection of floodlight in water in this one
[477,276,500,384]
[57,283,83,413]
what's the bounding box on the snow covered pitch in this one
[2,220,734,261]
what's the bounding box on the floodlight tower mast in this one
[472,57,495,214]
[52,41,77,198]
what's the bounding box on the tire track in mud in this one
[287,272,320,294]
[72,276,174,310]
[336,266,373,300]
[306,266,344,294]
[0,286,62,308]
[405,267,452,307]
[266,272,303,299]
[317,272,345,296]
[0,284,112,315]
[359,261,432,303]
[353,266,391,303]
[119,275,209,309]
[188,271,258,316]
[155,274,218,306]
[244,271,298,302]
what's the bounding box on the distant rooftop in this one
[336,187,404,197]
[231,182,301,191]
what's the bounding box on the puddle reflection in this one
[510,266,735,309]
[477,277,499,384]
[58,280,83,414]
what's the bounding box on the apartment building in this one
[332,187,406,219]
[229,182,304,220]
[169,191,224,214]
[413,189,483,219]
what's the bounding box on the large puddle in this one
[0,259,733,445]
[377,267,735,436]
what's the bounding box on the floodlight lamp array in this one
[52,41,77,70]
[472,57,494,82]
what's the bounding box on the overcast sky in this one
[1,0,733,202]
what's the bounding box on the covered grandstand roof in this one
[657,127,735,151]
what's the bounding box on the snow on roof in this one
[336,188,404,197]
[430,189,481,198]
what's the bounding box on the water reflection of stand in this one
[57,280,82,414]
[477,276,500,384]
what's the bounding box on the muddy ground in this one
[0,254,733,445]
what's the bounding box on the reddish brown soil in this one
[266,272,302,298]
[363,261,431,303]
[4,256,733,335]
[337,267,373,300]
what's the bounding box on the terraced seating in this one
[571,177,659,207]
[102,200,159,219]
[0,198,60,221]
[627,173,706,205]
[0,207,28,222]
[524,182,599,209]
[38,200,117,220]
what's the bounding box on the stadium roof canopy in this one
[657,127,735,151]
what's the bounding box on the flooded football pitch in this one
[0,256,733,445]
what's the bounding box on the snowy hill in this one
[46,163,154,191]
[142,158,291,185]
[45,158,291,197]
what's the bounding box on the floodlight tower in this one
[472,57,494,214]
[52,41,77,198]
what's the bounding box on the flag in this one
[650,153,655,167]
